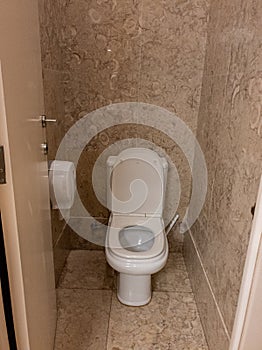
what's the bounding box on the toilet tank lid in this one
[107,148,168,168]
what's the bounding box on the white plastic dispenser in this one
[48,160,76,210]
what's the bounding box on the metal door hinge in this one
[0,146,6,184]
[41,142,48,155]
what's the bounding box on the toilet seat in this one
[106,214,165,260]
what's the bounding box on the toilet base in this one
[117,273,151,306]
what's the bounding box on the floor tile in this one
[58,250,114,289]
[54,289,112,350]
[107,292,208,350]
[152,253,192,292]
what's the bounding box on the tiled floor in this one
[55,250,208,350]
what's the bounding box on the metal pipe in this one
[166,214,180,235]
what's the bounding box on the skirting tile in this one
[183,231,230,350]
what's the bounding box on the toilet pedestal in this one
[117,273,151,306]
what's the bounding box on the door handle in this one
[40,115,57,128]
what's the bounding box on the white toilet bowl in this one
[106,215,168,305]
[105,148,169,306]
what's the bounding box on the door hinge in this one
[0,146,6,184]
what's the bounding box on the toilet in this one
[105,148,169,306]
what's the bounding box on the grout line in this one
[188,229,230,340]
[69,216,108,220]
[56,286,195,295]
[57,287,113,291]
[55,246,72,288]
[152,290,194,295]
[183,248,210,348]
[53,220,67,249]
[135,0,143,149]
[52,289,59,350]
[105,279,114,350]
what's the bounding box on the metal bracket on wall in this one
[40,115,57,128]
[0,145,6,184]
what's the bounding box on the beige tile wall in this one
[184,0,262,348]
[38,0,209,253]
[61,0,209,223]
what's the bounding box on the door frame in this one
[230,176,262,350]
[0,282,9,350]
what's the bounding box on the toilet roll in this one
[49,160,76,210]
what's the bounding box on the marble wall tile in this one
[42,69,65,161]
[39,60,64,250]
[39,0,209,252]
[39,1,67,285]
[38,1,75,286]
[38,0,63,70]
[65,220,106,250]
[61,0,142,125]
[167,224,184,253]
[74,124,192,226]
[134,132,192,224]
[203,0,256,77]
[184,0,262,343]
[55,0,209,249]
[61,0,142,71]
[41,68,68,282]
[39,0,210,298]
[57,0,143,253]
[76,124,139,220]
[62,70,139,132]
[139,0,209,132]
[201,42,262,333]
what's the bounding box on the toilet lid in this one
[107,215,165,260]
[110,148,166,216]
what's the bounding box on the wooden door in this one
[0,1,56,349]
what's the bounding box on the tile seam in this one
[105,287,114,350]
[188,229,230,340]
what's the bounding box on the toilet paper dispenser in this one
[48,160,76,210]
